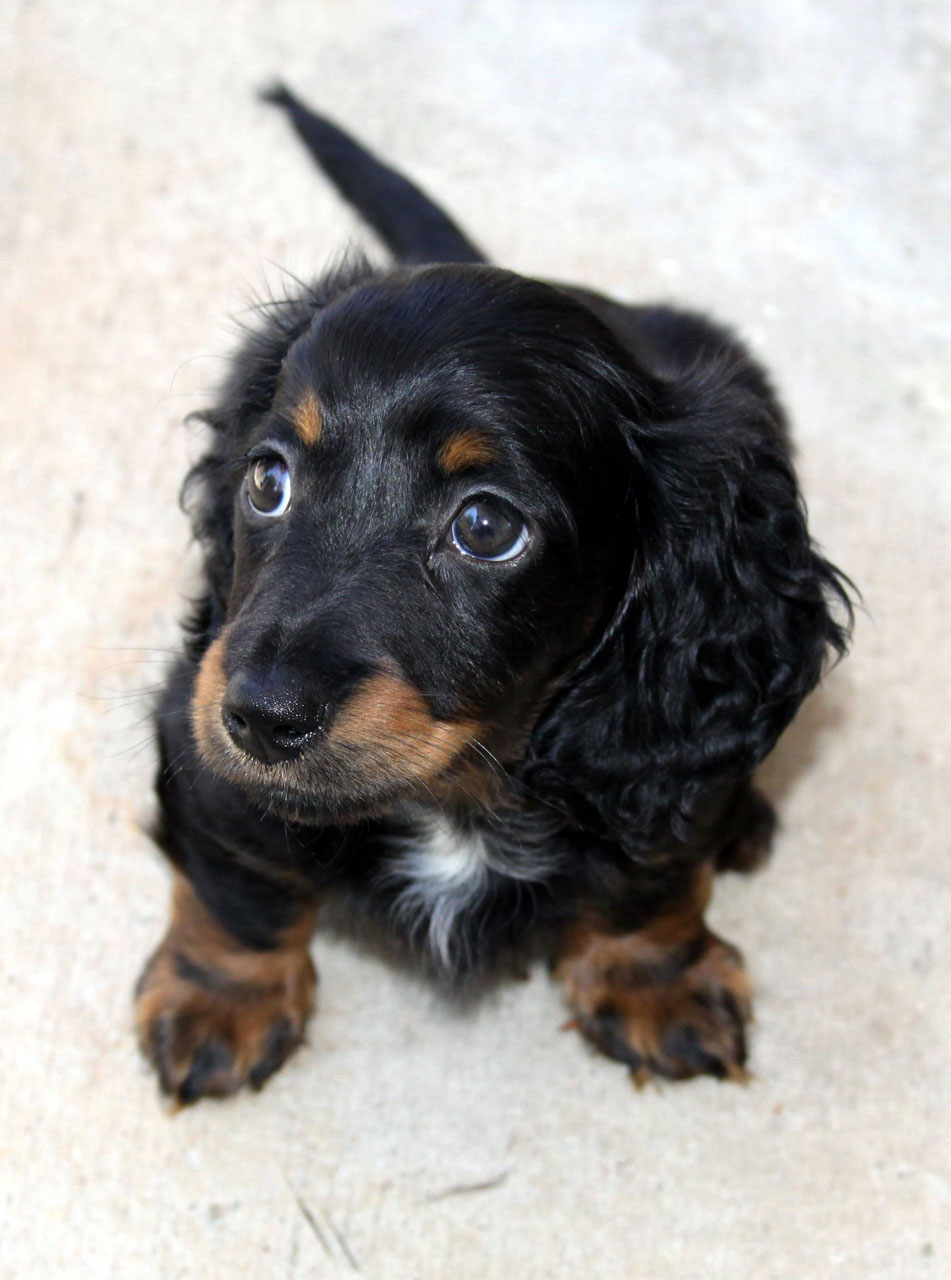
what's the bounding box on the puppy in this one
[136,86,851,1104]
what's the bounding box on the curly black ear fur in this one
[521,330,853,855]
[180,257,377,657]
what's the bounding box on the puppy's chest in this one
[382,813,559,972]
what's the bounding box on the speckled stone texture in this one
[2,2,949,1276]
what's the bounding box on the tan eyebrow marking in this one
[290,390,322,446]
[437,430,497,474]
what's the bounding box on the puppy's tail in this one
[261,84,486,267]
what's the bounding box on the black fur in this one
[142,87,852,1092]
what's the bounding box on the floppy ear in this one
[521,332,852,855]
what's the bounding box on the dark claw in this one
[147,1013,179,1095]
[580,1005,645,1071]
[177,1037,235,1104]
[660,1022,728,1079]
[249,1017,298,1090]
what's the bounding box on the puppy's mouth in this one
[191,633,481,824]
[236,782,398,827]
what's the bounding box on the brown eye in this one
[450,495,529,562]
[247,456,291,517]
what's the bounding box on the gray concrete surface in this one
[2,1,949,1276]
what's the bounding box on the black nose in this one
[221,671,324,764]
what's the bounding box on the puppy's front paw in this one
[135,933,316,1106]
[558,929,751,1084]
[135,875,319,1105]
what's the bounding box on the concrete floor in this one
[2,1,949,1276]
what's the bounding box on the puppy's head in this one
[188,263,850,840]
[189,265,637,822]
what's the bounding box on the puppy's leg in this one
[136,873,318,1105]
[556,865,751,1083]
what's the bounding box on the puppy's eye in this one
[247,456,291,517]
[450,495,529,562]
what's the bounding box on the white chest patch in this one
[389,817,493,970]
[387,813,562,972]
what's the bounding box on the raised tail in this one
[261,84,486,267]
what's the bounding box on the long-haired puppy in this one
[136,86,852,1105]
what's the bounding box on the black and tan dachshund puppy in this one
[136,86,851,1104]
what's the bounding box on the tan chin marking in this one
[437,429,496,474]
[290,389,322,446]
[331,672,478,783]
[191,631,230,763]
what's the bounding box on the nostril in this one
[222,709,248,737]
[272,723,307,746]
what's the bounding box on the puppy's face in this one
[191,268,637,822]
